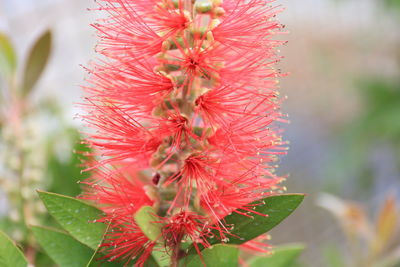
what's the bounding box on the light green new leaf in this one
[0,33,17,76]
[212,194,305,245]
[249,244,305,267]
[31,226,94,267]
[134,206,163,267]
[20,30,52,96]
[183,244,239,267]
[0,230,28,267]
[38,191,106,250]
[151,245,170,267]
[135,206,161,242]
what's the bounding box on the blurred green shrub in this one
[325,77,400,196]
[0,30,89,265]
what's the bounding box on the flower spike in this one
[82,0,287,265]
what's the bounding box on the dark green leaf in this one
[182,244,239,267]
[248,244,305,267]
[21,30,52,96]
[144,256,161,267]
[0,32,17,75]
[0,230,27,267]
[38,191,105,250]
[134,206,161,241]
[211,194,304,245]
[33,249,56,267]
[31,226,94,267]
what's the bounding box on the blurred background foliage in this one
[0,0,399,266]
[0,30,90,265]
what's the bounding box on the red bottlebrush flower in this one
[93,0,192,58]
[161,211,217,255]
[194,83,279,129]
[200,185,264,221]
[150,3,191,35]
[100,217,156,266]
[158,111,191,149]
[165,153,218,211]
[81,103,162,169]
[214,0,284,51]
[240,234,272,254]
[80,167,154,216]
[83,0,288,264]
[81,167,156,266]
[84,59,174,114]
[92,0,162,58]
[157,40,224,94]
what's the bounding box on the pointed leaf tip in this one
[211,194,305,245]
[21,30,52,97]
[0,230,28,267]
[0,32,17,76]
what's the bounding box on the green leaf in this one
[134,206,161,241]
[144,256,161,267]
[0,230,28,267]
[0,32,17,76]
[248,244,305,267]
[182,244,239,267]
[47,131,92,197]
[212,194,304,245]
[31,226,94,267]
[151,245,170,267]
[37,191,106,250]
[385,0,400,13]
[20,30,52,96]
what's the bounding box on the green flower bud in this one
[195,0,213,13]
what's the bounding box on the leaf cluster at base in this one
[0,192,304,267]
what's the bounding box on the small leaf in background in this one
[20,30,52,97]
[0,32,17,76]
[184,244,239,267]
[0,230,27,267]
[371,195,399,257]
[210,194,304,246]
[248,244,305,267]
[135,206,162,242]
[31,226,94,267]
[317,193,372,240]
[38,191,106,250]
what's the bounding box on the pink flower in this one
[82,0,287,265]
